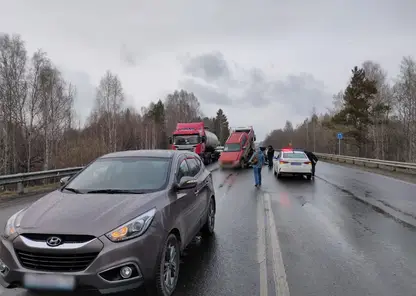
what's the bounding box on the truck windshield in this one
[224,143,241,152]
[173,135,200,145]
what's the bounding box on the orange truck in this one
[219,126,256,169]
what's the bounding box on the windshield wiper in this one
[63,187,82,194]
[86,189,146,194]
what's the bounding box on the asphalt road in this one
[1,162,416,296]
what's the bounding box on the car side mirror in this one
[201,136,206,143]
[175,176,197,190]
[60,176,71,186]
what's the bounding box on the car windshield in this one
[65,157,171,193]
[283,152,307,159]
[173,135,200,145]
[224,143,241,152]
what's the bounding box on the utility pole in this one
[313,118,316,152]
[312,106,316,152]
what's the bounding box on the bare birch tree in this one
[0,34,27,174]
[93,70,124,153]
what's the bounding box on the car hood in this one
[17,190,163,237]
[219,151,241,162]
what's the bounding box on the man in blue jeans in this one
[249,148,265,187]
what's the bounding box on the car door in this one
[175,156,200,246]
[192,155,211,225]
[185,155,209,229]
[274,151,281,172]
[241,135,248,159]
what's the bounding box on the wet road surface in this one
[1,162,416,296]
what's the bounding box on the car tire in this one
[201,197,216,236]
[306,174,312,180]
[277,173,281,179]
[154,233,181,296]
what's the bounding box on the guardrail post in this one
[17,182,24,195]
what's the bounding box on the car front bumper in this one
[219,160,241,169]
[0,226,163,294]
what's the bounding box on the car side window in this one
[177,158,190,182]
[241,136,247,147]
[195,155,204,170]
[186,158,200,177]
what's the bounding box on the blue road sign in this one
[337,132,343,140]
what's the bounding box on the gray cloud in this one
[4,0,416,139]
[180,52,332,114]
[181,79,233,106]
[183,51,230,83]
[60,67,96,125]
[120,44,137,67]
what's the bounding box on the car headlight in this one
[4,209,24,239]
[105,208,156,242]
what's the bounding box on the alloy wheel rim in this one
[163,242,178,291]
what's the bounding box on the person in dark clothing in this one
[267,145,274,168]
[304,150,318,177]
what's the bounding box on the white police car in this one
[273,149,312,180]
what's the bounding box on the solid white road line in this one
[264,192,291,296]
[257,192,269,296]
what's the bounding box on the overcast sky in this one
[1,0,415,140]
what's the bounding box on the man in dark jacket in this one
[304,150,318,177]
[267,145,275,168]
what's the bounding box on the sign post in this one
[337,132,343,155]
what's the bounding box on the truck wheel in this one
[203,156,210,165]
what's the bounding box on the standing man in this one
[304,150,318,178]
[267,145,274,168]
[249,147,265,187]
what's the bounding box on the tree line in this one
[264,58,416,162]
[0,34,230,175]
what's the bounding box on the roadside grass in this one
[0,183,60,199]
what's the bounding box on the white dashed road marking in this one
[262,192,291,296]
[257,191,268,296]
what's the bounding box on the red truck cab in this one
[169,122,220,164]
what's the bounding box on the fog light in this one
[0,260,7,273]
[120,266,132,279]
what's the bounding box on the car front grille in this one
[16,250,99,272]
[21,233,95,243]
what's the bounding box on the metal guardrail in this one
[2,152,416,195]
[0,167,84,194]
[315,152,416,173]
